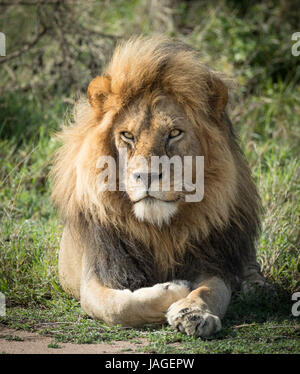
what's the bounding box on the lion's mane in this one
[51,36,261,291]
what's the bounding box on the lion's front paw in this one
[166,299,221,337]
[133,280,191,310]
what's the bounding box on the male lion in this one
[51,36,266,337]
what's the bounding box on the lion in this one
[51,36,266,337]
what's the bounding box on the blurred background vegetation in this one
[0,0,299,309]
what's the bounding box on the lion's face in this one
[112,95,201,226]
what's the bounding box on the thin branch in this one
[0,1,76,5]
[232,323,256,329]
[0,26,47,63]
[79,26,122,41]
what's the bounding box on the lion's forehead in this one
[118,96,186,133]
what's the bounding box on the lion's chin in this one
[133,198,178,227]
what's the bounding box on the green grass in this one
[1,290,299,353]
[0,0,299,354]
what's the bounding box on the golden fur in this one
[51,36,265,335]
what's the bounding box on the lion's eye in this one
[169,129,182,139]
[121,132,134,141]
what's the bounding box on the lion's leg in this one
[80,276,191,326]
[58,227,83,300]
[241,252,269,294]
[166,276,231,337]
[80,253,191,326]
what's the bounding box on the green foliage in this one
[0,0,299,353]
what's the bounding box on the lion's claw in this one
[167,302,221,337]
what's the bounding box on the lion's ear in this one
[208,76,228,119]
[88,76,111,111]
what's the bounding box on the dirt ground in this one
[0,324,148,354]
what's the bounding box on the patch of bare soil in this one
[0,325,147,354]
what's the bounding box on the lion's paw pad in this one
[167,304,221,337]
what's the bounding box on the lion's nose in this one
[133,171,162,188]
